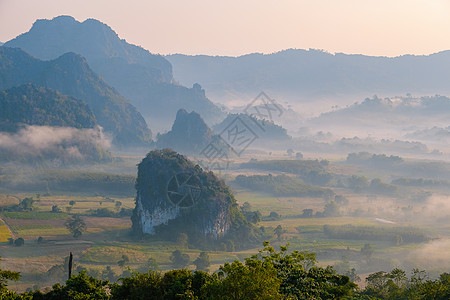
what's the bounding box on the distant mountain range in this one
[0,84,97,131]
[0,47,151,146]
[5,15,225,131]
[167,49,450,107]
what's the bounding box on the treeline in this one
[323,225,430,244]
[234,174,333,197]
[241,160,333,186]
[346,152,403,165]
[392,177,450,187]
[2,243,449,299]
[0,170,136,197]
[346,175,398,195]
[1,243,357,299]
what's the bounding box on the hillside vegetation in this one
[0,84,96,132]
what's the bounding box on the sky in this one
[1,0,450,57]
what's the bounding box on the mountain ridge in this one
[0,46,151,146]
[166,48,450,107]
[5,15,225,131]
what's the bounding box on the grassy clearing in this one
[0,221,11,242]
[3,211,67,220]
[234,190,324,216]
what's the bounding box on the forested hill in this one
[0,84,96,132]
[5,16,225,131]
[156,109,215,154]
[0,47,151,146]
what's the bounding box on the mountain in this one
[5,15,225,131]
[156,109,215,155]
[167,49,450,106]
[132,149,260,249]
[5,16,172,82]
[0,42,3,46]
[0,84,96,132]
[0,47,151,146]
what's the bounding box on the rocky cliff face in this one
[132,149,236,239]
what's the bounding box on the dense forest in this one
[0,84,96,132]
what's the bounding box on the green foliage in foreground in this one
[1,243,449,299]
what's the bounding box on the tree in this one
[361,243,374,262]
[241,202,252,212]
[65,214,87,238]
[302,209,313,217]
[0,258,20,293]
[117,255,129,269]
[114,201,122,211]
[347,175,369,192]
[323,201,341,217]
[274,225,284,241]
[296,152,303,160]
[42,270,109,299]
[69,200,76,206]
[215,259,282,299]
[269,211,281,220]
[110,271,163,299]
[101,266,116,282]
[287,149,294,157]
[251,242,357,299]
[14,238,24,247]
[51,205,61,213]
[170,250,190,269]
[146,258,159,271]
[20,197,34,211]
[194,252,211,272]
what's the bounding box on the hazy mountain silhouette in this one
[167,49,450,105]
[0,47,151,146]
[156,109,216,155]
[5,16,225,131]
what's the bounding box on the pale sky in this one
[1,0,450,57]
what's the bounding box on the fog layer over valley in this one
[0,15,449,296]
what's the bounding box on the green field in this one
[1,156,449,292]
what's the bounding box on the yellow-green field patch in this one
[0,221,12,242]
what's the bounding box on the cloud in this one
[0,125,111,163]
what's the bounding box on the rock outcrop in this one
[132,149,238,240]
[155,109,216,155]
